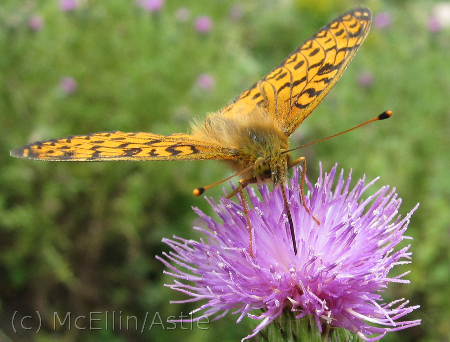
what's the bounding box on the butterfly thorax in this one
[191,106,293,185]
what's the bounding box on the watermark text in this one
[11,311,209,333]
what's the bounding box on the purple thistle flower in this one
[428,16,442,32]
[59,0,79,12]
[196,73,215,91]
[374,12,391,29]
[158,164,420,341]
[194,16,213,34]
[358,71,374,88]
[136,0,164,13]
[59,77,77,95]
[28,15,44,32]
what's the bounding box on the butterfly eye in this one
[255,157,272,179]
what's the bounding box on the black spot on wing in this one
[276,71,288,81]
[144,140,162,146]
[148,149,159,157]
[124,147,142,156]
[294,88,320,109]
[252,93,261,100]
[334,28,345,37]
[314,76,332,85]
[89,151,101,160]
[309,58,326,70]
[294,60,305,70]
[189,145,200,154]
[292,76,307,87]
[165,145,183,156]
[317,62,340,75]
[309,47,320,56]
[302,87,319,98]
[348,25,363,37]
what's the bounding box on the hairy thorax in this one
[191,106,293,185]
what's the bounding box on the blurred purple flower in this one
[175,7,190,22]
[59,0,79,12]
[196,73,215,91]
[428,16,442,32]
[158,164,420,340]
[358,71,374,88]
[60,77,77,95]
[136,0,164,12]
[28,15,44,32]
[194,16,213,34]
[374,12,391,29]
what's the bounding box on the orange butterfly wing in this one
[221,7,371,136]
[10,131,234,161]
[11,8,371,163]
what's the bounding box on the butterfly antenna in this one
[285,110,392,154]
[193,160,265,196]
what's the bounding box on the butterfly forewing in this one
[11,131,234,161]
[221,7,371,136]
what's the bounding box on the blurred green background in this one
[1,0,449,341]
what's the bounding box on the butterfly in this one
[11,7,375,256]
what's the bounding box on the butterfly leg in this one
[225,178,254,199]
[226,178,257,258]
[292,157,320,225]
[238,181,255,258]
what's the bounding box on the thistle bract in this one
[158,165,420,341]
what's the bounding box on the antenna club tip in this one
[378,110,393,120]
[193,188,205,196]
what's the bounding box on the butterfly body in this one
[192,106,293,185]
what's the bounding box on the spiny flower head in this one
[158,165,420,341]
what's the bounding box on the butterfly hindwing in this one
[221,7,371,136]
[11,131,233,161]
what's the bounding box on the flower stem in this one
[258,311,362,342]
